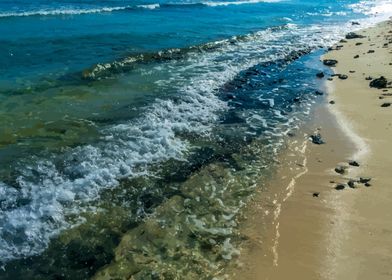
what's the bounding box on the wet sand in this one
[229,20,392,279]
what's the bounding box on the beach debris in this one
[354,55,360,58]
[348,160,360,167]
[381,102,391,107]
[370,76,387,88]
[345,32,366,39]
[355,42,363,46]
[335,184,345,190]
[359,177,372,184]
[338,74,348,80]
[323,59,338,66]
[316,72,325,78]
[347,180,356,188]
[313,192,320,197]
[310,133,325,145]
[329,100,335,104]
[334,166,347,175]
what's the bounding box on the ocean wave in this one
[0,6,134,18]
[202,0,280,7]
[0,0,281,18]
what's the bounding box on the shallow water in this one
[0,0,391,278]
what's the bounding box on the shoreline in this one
[229,19,392,279]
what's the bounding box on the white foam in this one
[0,6,133,17]
[136,4,161,10]
[202,0,281,7]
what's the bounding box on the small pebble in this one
[348,160,360,167]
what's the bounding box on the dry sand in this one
[229,20,392,279]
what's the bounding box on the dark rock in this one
[370,76,387,88]
[348,180,356,188]
[340,39,348,43]
[310,133,325,145]
[345,32,365,39]
[335,184,345,190]
[354,55,360,59]
[313,192,320,197]
[351,21,360,25]
[338,74,348,80]
[349,70,356,73]
[328,77,333,81]
[334,166,346,175]
[316,72,325,78]
[329,100,335,104]
[365,76,373,81]
[355,42,363,46]
[323,59,338,66]
[364,183,372,187]
[293,97,301,103]
[381,103,391,107]
[359,177,371,184]
[315,90,324,96]
[368,50,375,53]
[348,160,360,167]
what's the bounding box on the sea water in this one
[0,0,391,278]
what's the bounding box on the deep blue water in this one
[0,0,391,278]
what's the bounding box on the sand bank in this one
[229,20,392,279]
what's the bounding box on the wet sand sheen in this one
[230,19,392,279]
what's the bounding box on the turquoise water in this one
[0,0,391,278]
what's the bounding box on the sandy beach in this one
[230,19,392,279]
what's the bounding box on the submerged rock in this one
[315,90,324,96]
[316,72,325,78]
[310,133,325,145]
[370,76,387,88]
[323,59,338,66]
